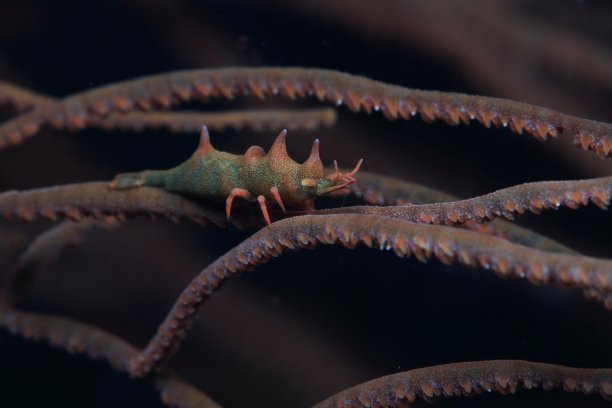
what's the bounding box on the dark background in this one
[0,1,611,407]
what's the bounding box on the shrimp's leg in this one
[302,199,315,214]
[257,195,272,225]
[226,188,254,221]
[269,186,286,213]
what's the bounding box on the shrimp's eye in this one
[301,178,317,188]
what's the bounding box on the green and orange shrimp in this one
[110,126,363,224]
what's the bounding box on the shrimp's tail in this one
[109,170,165,189]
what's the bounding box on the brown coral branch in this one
[0,80,334,139]
[154,371,222,408]
[0,182,258,228]
[0,309,221,408]
[0,81,55,111]
[584,288,612,311]
[312,359,612,407]
[320,175,612,224]
[1,68,611,156]
[347,169,455,206]
[0,219,119,311]
[465,220,576,255]
[0,175,578,255]
[350,169,577,254]
[89,108,336,133]
[130,214,612,377]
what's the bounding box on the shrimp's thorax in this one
[239,159,309,208]
[110,127,362,223]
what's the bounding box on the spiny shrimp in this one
[110,126,362,224]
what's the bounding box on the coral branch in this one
[0,78,335,135]
[0,310,221,408]
[584,288,612,311]
[0,81,55,111]
[130,214,612,376]
[1,311,134,369]
[468,220,576,254]
[154,371,222,408]
[350,169,577,254]
[89,108,336,133]
[1,68,611,156]
[321,175,612,224]
[0,175,576,255]
[313,360,612,407]
[0,182,259,228]
[348,169,455,206]
[0,219,119,310]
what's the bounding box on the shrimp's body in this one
[110,126,362,224]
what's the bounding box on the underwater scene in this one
[0,1,611,407]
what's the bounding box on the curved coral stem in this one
[0,182,262,228]
[2,67,612,157]
[0,176,594,254]
[0,219,119,311]
[320,175,612,224]
[128,214,612,376]
[313,360,612,407]
[0,310,221,408]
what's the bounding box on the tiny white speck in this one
[335,99,343,106]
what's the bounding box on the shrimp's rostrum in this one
[110,126,363,224]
